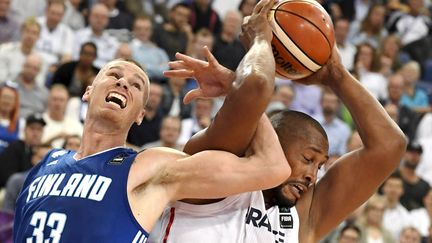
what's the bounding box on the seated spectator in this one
[0,18,51,87]
[161,76,192,119]
[127,83,164,149]
[14,54,49,119]
[142,116,182,151]
[378,35,411,78]
[51,42,99,97]
[130,16,169,83]
[357,194,395,243]
[399,61,431,114]
[115,42,132,60]
[74,3,119,68]
[0,82,23,153]
[266,83,295,114]
[409,189,432,238]
[289,81,323,119]
[0,113,45,188]
[62,0,85,31]
[399,226,422,243]
[382,73,421,142]
[334,18,356,71]
[178,98,213,145]
[337,224,362,243]
[62,134,80,151]
[188,0,221,34]
[1,143,51,212]
[381,173,411,240]
[237,0,258,17]
[42,84,83,148]
[10,0,45,23]
[353,43,388,100]
[100,0,133,42]
[212,10,245,71]
[152,3,193,61]
[415,112,432,141]
[0,0,20,45]
[35,0,75,65]
[348,4,388,49]
[396,142,430,211]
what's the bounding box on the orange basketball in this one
[269,0,335,80]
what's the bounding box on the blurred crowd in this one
[0,0,431,242]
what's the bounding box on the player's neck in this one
[76,121,127,159]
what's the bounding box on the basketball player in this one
[12,1,290,241]
[150,43,407,243]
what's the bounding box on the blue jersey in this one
[13,147,149,243]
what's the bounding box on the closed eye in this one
[132,82,141,90]
[109,72,121,79]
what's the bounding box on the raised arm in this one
[303,47,407,239]
[165,0,277,156]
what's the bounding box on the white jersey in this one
[148,191,299,243]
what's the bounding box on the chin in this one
[276,187,297,208]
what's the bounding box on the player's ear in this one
[135,109,146,125]
[82,86,93,102]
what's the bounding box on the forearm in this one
[184,39,275,155]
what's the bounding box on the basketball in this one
[269,0,335,80]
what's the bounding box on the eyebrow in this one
[108,66,147,86]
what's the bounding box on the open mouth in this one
[105,92,127,109]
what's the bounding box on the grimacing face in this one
[268,129,329,207]
[83,60,149,129]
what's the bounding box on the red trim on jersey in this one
[163,207,176,243]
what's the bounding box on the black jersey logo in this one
[109,153,127,165]
[279,207,293,229]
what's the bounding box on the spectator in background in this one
[127,82,164,149]
[14,54,48,119]
[178,98,213,145]
[409,189,432,238]
[382,73,421,142]
[381,173,411,241]
[124,0,168,23]
[130,16,169,83]
[0,113,45,188]
[378,35,410,78]
[212,10,245,71]
[398,226,422,243]
[62,0,85,31]
[152,3,193,60]
[186,28,214,60]
[348,4,388,49]
[399,61,431,114]
[396,142,430,211]
[161,76,192,119]
[415,111,432,141]
[0,18,49,86]
[1,143,51,212]
[100,0,134,42]
[334,18,356,71]
[142,116,182,151]
[273,84,295,109]
[51,42,99,97]
[387,0,431,47]
[10,0,45,23]
[357,194,395,243]
[41,84,83,148]
[289,82,323,119]
[333,0,372,23]
[0,82,23,153]
[115,42,132,59]
[237,0,258,17]
[337,224,362,243]
[36,0,76,65]
[353,43,388,101]
[0,0,20,45]
[62,134,81,151]
[188,0,221,34]
[74,3,119,68]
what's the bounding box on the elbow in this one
[381,129,408,166]
[241,69,275,99]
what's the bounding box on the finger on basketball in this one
[252,0,269,15]
[183,89,203,104]
[260,0,277,15]
[163,69,194,79]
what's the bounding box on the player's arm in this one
[137,115,290,200]
[165,0,276,156]
[303,47,407,239]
